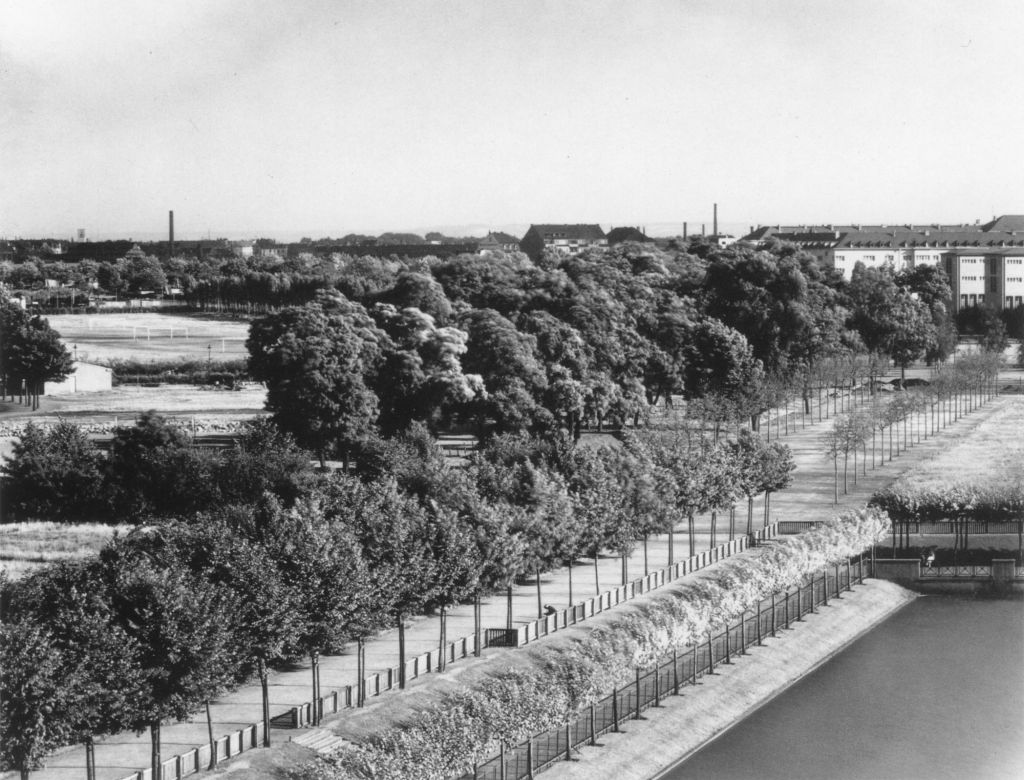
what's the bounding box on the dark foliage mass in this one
[0,237,994,777]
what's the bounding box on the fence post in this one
[673,648,680,694]
[500,743,506,780]
[823,570,829,607]
[654,661,661,706]
[527,739,534,779]
[740,610,747,653]
[635,668,642,719]
[784,591,790,629]
[859,552,865,585]
[770,593,777,637]
[590,703,597,746]
[846,558,853,591]
[565,723,572,762]
[834,563,842,599]
[756,600,763,645]
[691,646,697,684]
[707,634,715,675]
[796,585,803,621]
[612,686,619,732]
[724,624,731,663]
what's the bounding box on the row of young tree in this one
[0,414,794,779]
[823,352,1003,502]
[0,294,73,410]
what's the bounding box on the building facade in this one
[742,217,1024,313]
[520,224,607,260]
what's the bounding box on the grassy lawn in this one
[887,395,1024,493]
[46,312,251,364]
[0,521,129,580]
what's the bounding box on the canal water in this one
[663,596,1024,780]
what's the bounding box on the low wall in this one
[873,557,1024,595]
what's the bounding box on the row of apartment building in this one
[742,215,1024,313]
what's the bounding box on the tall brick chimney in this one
[169,210,175,258]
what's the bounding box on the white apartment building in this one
[742,217,1024,313]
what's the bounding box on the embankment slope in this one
[545,579,917,780]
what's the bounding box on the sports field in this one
[45,313,251,364]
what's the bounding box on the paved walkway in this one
[13,381,1015,780]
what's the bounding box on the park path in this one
[15,380,1015,780]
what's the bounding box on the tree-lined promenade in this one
[0,360,1006,780]
[0,236,1008,780]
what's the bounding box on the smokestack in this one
[713,203,718,236]
[169,210,175,258]
[702,223,706,236]
[683,222,688,239]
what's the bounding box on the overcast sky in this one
[2,0,1023,240]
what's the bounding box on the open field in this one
[0,522,130,580]
[45,313,251,364]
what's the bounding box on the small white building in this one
[44,361,113,396]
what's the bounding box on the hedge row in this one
[870,484,1024,523]
[301,508,891,780]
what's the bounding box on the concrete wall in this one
[44,360,113,395]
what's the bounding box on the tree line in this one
[1,410,794,780]
[239,242,976,470]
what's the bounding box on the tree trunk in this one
[729,506,736,541]
[747,496,754,537]
[357,637,366,705]
[85,735,96,780]
[506,584,513,629]
[536,564,543,619]
[764,492,772,526]
[310,651,321,724]
[259,659,271,745]
[643,536,649,575]
[594,556,601,594]
[397,617,407,689]
[206,700,217,769]
[567,561,574,605]
[151,721,161,780]
[474,594,482,657]
[687,513,695,557]
[438,605,447,672]
[621,553,628,585]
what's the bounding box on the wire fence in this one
[464,554,870,780]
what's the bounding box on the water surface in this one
[664,596,1024,780]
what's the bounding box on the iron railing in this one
[464,555,869,780]
[919,565,993,578]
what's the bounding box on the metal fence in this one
[464,555,869,780]
[891,521,1023,535]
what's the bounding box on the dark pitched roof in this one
[527,224,606,241]
[981,215,1024,232]
[607,226,652,245]
[487,231,520,244]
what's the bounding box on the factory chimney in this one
[713,203,718,236]
[683,222,688,239]
[169,210,175,258]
